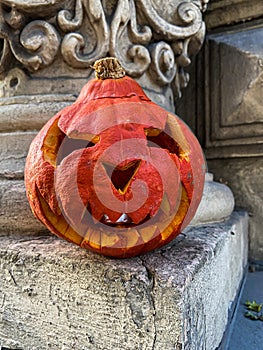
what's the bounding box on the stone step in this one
[0,212,248,350]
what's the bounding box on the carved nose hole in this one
[103,160,141,194]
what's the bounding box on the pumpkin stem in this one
[91,57,126,80]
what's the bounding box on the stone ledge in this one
[205,0,263,30]
[0,175,235,234]
[0,212,248,350]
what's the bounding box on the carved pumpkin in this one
[25,57,206,258]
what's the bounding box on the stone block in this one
[0,212,248,350]
[208,157,263,261]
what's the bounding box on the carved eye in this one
[42,119,99,167]
[56,136,97,165]
[144,127,180,154]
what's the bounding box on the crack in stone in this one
[140,258,157,350]
[0,293,6,310]
[8,270,17,286]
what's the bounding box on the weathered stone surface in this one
[202,27,263,259]
[0,179,45,234]
[0,132,36,160]
[176,23,263,259]
[178,24,263,159]
[208,158,263,261]
[190,173,235,226]
[0,212,248,350]
[0,97,74,133]
[0,0,208,106]
[205,0,263,29]
[204,26,263,159]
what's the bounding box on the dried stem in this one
[91,57,126,80]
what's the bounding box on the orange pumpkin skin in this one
[25,58,206,258]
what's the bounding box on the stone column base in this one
[0,212,248,350]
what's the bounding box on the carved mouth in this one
[99,213,151,228]
[100,213,133,227]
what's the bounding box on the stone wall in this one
[177,0,263,260]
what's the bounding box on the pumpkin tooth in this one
[160,187,190,242]
[125,229,140,248]
[101,231,119,248]
[100,214,113,225]
[166,114,190,160]
[42,118,65,167]
[139,225,158,243]
[64,225,84,244]
[144,127,162,137]
[68,131,100,144]
[38,191,82,245]
[87,229,101,250]
[160,193,171,216]
[100,213,134,228]
[81,227,93,248]
[116,213,133,224]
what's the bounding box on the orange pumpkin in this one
[25,57,206,258]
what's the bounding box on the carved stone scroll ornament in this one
[0,0,208,98]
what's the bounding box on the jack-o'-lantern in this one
[25,57,206,258]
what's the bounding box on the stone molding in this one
[0,0,208,107]
[189,173,235,226]
[202,24,263,159]
[205,0,263,30]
